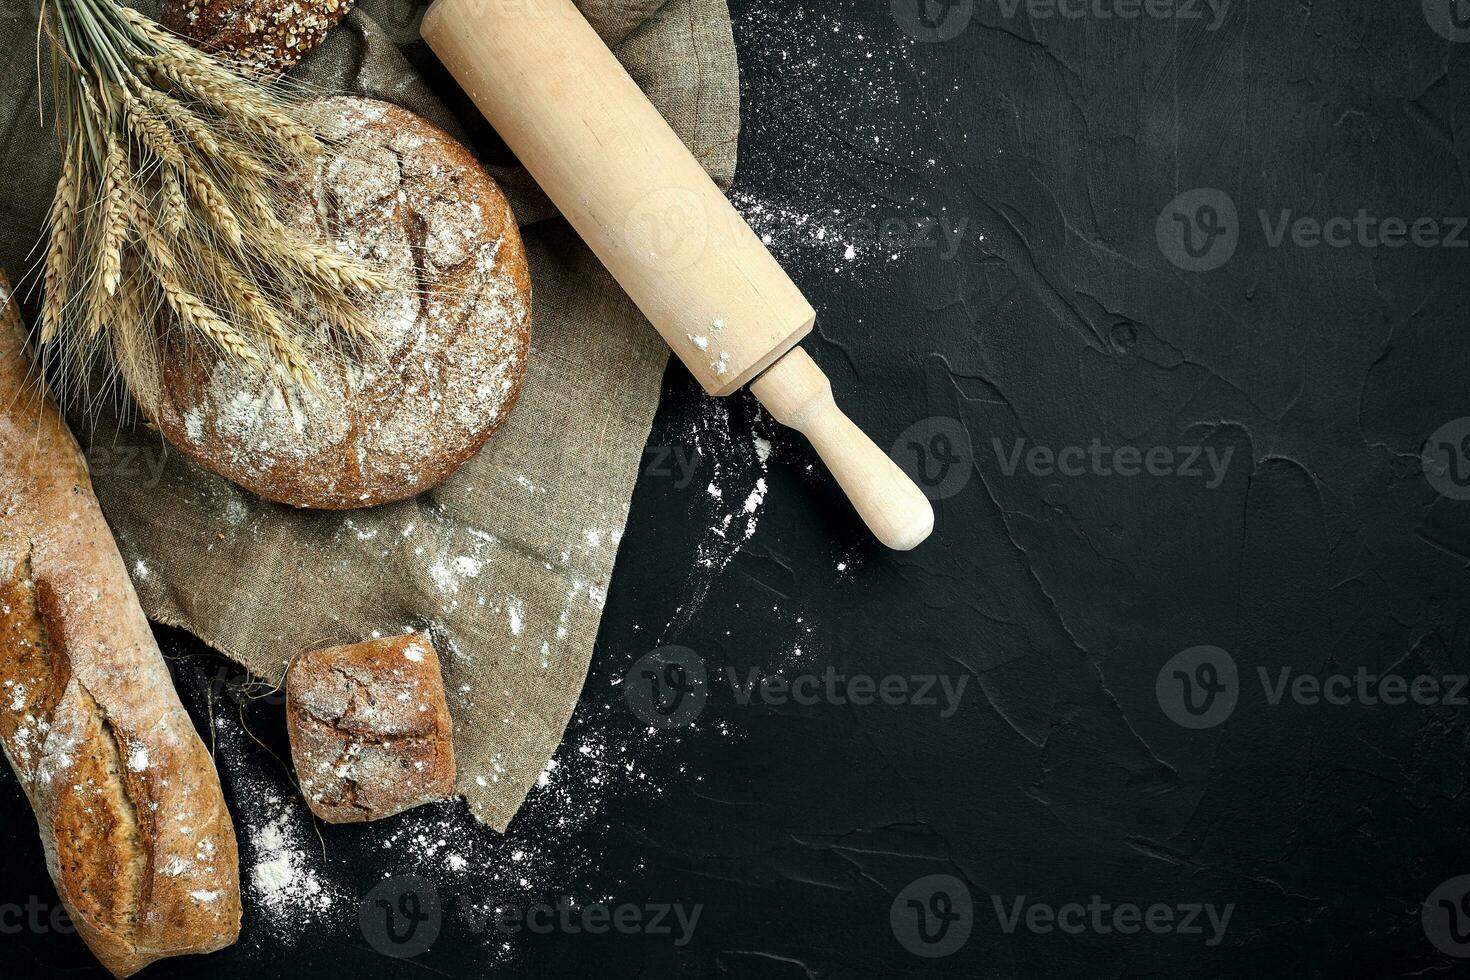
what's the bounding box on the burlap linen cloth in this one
[0,0,739,830]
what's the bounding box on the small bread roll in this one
[286,632,456,823]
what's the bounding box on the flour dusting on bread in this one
[133,96,532,509]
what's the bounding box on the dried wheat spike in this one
[98,131,129,297]
[118,85,185,170]
[136,54,318,157]
[40,146,80,345]
[156,272,263,368]
[183,168,245,248]
[160,170,188,236]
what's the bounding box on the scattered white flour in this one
[730,2,976,276]
[206,712,342,934]
[248,808,337,929]
[654,396,779,635]
[742,478,768,514]
[127,745,150,772]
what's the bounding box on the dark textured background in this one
[4,0,1470,976]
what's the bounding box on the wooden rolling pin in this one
[421,0,934,550]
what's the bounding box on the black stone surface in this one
[4,0,1470,976]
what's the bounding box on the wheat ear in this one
[118,84,185,169]
[202,246,318,389]
[40,145,81,345]
[132,211,263,368]
[97,131,129,298]
[136,54,318,157]
[182,167,245,247]
[160,169,188,236]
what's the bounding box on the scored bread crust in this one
[0,273,242,977]
[160,0,356,79]
[286,632,456,823]
[127,97,533,510]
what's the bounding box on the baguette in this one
[0,271,241,976]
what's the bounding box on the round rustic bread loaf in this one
[160,0,354,78]
[127,96,532,509]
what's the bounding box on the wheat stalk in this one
[36,0,390,395]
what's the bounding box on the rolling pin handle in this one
[752,348,935,551]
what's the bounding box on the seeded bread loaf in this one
[0,272,242,977]
[160,0,356,79]
[123,96,533,510]
[286,631,456,823]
